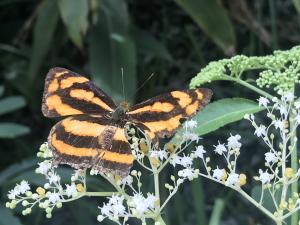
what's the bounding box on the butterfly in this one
[42,67,212,177]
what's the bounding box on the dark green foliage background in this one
[0,0,299,225]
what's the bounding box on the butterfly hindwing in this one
[48,115,133,176]
[128,88,212,142]
[42,67,117,117]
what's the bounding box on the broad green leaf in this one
[89,0,137,103]
[0,123,30,138]
[293,0,300,14]
[28,0,59,84]
[0,96,26,116]
[58,0,89,48]
[133,28,172,61]
[0,85,4,97]
[174,0,235,54]
[209,198,225,225]
[0,206,23,225]
[193,98,264,136]
[0,158,38,185]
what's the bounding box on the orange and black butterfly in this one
[42,67,212,177]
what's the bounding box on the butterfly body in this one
[42,67,212,177]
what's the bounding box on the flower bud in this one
[284,168,294,178]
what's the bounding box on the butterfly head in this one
[112,101,130,122]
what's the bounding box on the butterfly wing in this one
[48,115,133,177]
[128,88,212,142]
[42,67,117,117]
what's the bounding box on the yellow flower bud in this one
[166,143,175,153]
[221,171,228,182]
[239,173,247,186]
[150,157,160,167]
[36,187,46,196]
[284,168,294,178]
[76,183,85,192]
[139,141,148,154]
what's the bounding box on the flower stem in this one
[227,76,274,100]
[290,93,298,225]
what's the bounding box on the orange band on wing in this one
[48,79,59,93]
[100,150,133,164]
[62,118,106,136]
[129,102,174,114]
[70,89,113,111]
[171,91,192,108]
[60,77,89,89]
[52,133,98,157]
[46,95,83,115]
[113,128,127,142]
[143,114,182,132]
[185,101,199,115]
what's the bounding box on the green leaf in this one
[0,206,23,225]
[89,0,137,103]
[0,158,38,185]
[133,28,172,61]
[208,198,225,225]
[0,96,26,116]
[174,0,235,54]
[293,0,300,14]
[58,0,89,48]
[28,0,59,84]
[0,123,30,138]
[191,177,208,225]
[194,98,264,136]
[0,85,4,97]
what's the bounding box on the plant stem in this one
[290,93,298,225]
[229,77,274,100]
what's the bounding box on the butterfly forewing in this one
[42,67,117,117]
[48,115,133,176]
[128,88,212,142]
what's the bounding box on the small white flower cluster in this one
[98,192,158,224]
[246,93,300,186]
[6,143,85,218]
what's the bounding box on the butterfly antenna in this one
[121,68,126,102]
[132,73,155,97]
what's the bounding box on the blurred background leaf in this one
[0,0,299,224]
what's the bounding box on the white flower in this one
[259,169,272,184]
[258,96,269,107]
[48,192,61,203]
[185,120,197,129]
[169,155,182,167]
[108,195,125,216]
[296,115,300,124]
[282,92,294,102]
[294,101,300,109]
[178,168,198,180]
[214,142,227,155]
[8,189,19,200]
[150,150,168,161]
[18,181,30,194]
[48,172,60,184]
[194,146,206,159]
[65,183,77,197]
[145,193,157,209]
[264,152,277,163]
[227,172,239,185]
[212,167,225,181]
[121,175,133,185]
[100,203,111,216]
[254,125,266,137]
[183,132,200,142]
[278,104,288,117]
[36,161,51,175]
[227,135,241,149]
[132,194,148,214]
[274,120,284,130]
[179,156,193,167]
